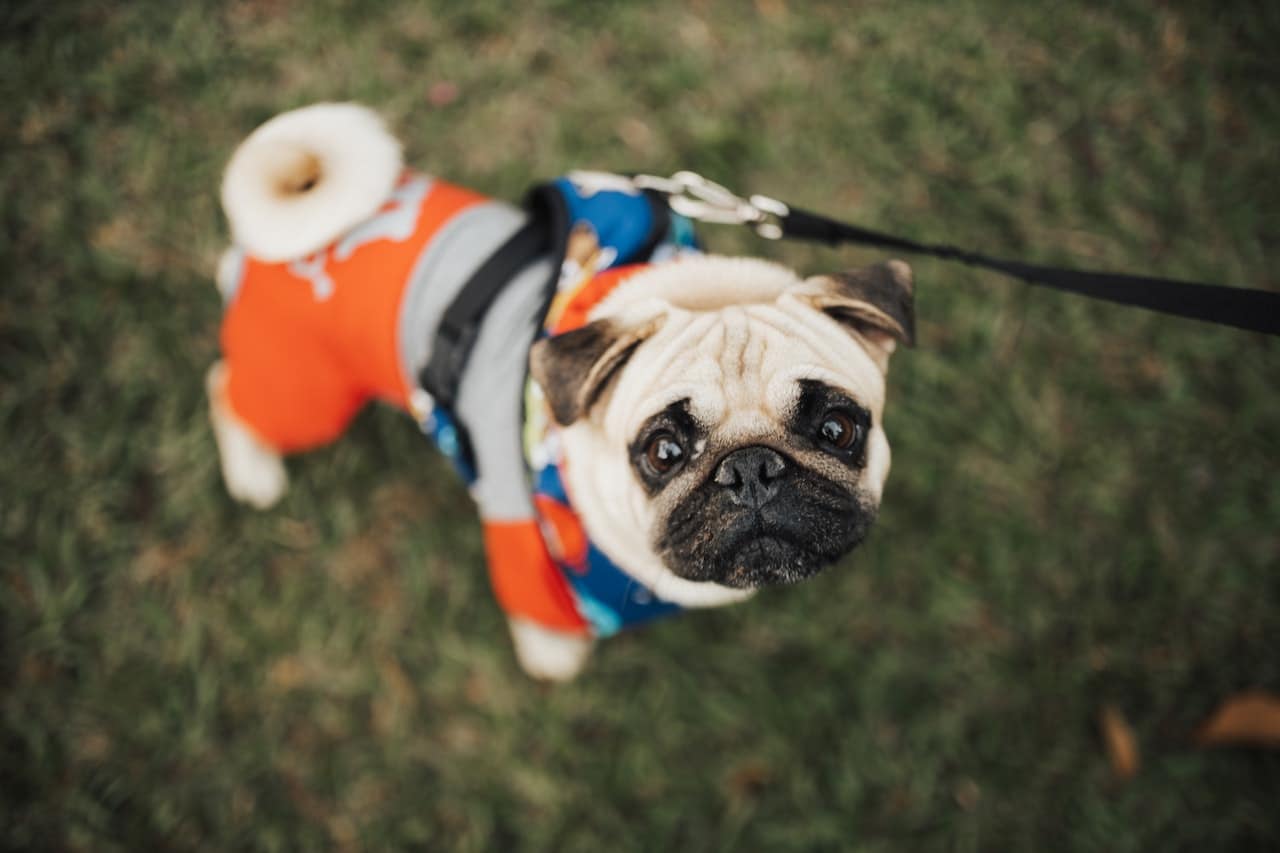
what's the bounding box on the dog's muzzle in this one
[659,445,874,589]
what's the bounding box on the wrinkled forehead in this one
[605,301,886,440]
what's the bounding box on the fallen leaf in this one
[727,761,772,800]
[1099,705,1139,780]
[74,731,112,762]
[755,0,787,19]
[1195,691,1280,747]
[428,81,459,107]
[268,656,308,692]
[952,777,981,811]
[616,117,656,157]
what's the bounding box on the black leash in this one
[782,206,1280,336]
[420,169,1278,433]
[636,171,1280,337]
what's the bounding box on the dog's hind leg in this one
[206,361,288,509]
[507,617,594,682]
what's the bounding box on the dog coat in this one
[219,172,698,637]
[218,173,490,450]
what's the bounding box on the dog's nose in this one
[714,446,788,508]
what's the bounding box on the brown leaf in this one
[1195,691,1280,747]
[726,761,772,800]
[427,81,459,108]
[268,656,308,692]
[377,656,415,709]
[371,655,417,734]
[1099,705,1139,780]
[755,0,787,20]
[616,117,656,157]
[952,778,981,811]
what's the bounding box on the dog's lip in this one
[737,531,804,554]
[720,525,813,564]
[721,513,810,547]
[720,534,821,587]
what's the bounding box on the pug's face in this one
[530,256,913,603]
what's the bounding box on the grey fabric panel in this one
[454,255,554,520]
[395,198,552,521]
[396,200,527,387]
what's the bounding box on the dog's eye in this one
[818,410,862,451]
[644,431,686,474]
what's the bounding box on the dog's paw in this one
[222,446,288,509]
[207,362,288,509]
[508,618,594,682]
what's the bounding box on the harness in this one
[418,172,701,636]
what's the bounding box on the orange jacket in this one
[220,173,486,452]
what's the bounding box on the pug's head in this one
[529,255,913,602]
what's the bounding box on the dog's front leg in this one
[507,617,594,682]
[206,361,288,509]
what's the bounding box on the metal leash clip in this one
[633,171,789,239]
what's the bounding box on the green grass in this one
[3,0,1279,849]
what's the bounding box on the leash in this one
[633,171,1280,337]
[417,168,1277,476]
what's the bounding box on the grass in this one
[3,0,1279,849]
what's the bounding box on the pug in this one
[209,104,913,680]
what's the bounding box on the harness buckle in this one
[634,171,788,239]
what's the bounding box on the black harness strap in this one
[418,219,549,411]
[418,185,569,413]
[781,206,1280,337]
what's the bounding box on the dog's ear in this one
[800,259,915,369]
[529,318,662,426]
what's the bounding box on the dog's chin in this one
[714,532,831,588]
[660,501,878,589]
